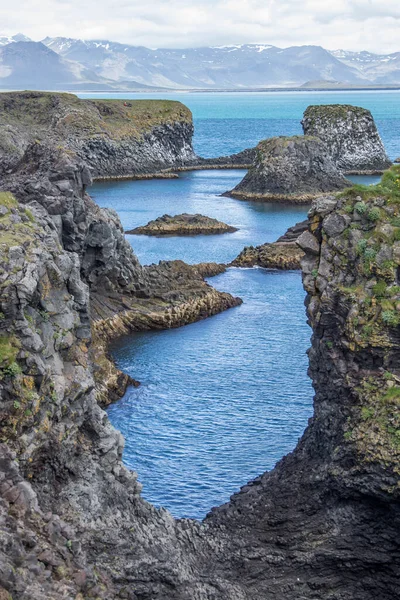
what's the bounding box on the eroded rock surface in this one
[302,104,392,173]
[232,219,308,269]
[0,91,196,178]
[227,136,350,202]
[127,213,238,235]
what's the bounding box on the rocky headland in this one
[0,91,196,179]
[227,135,350,203]
[232,219,308,269]
[302,104,392,173]
[0,91,400,600]
[126,213,238,236]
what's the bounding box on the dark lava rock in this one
[302,104,392,173]
[226,136,350,203]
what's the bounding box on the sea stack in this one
[227,135,350,203]
[302,104,392,174]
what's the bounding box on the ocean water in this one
[79,90,400,159]
[82,90,397,520]
[108,267,312,519]
[90,170,308,265]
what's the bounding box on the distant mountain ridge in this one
[0,33,399,90]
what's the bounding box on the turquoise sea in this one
[80,90,400,159]
[84,91,399,520]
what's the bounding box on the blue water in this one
[82,90,396,520]
[108,267,312,519]
[91,170,308,265]
[79,90,400,159]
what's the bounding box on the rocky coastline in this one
[0,92,399,600]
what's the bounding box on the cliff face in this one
[228,136,350,202]
[302,104,392,173]
[0,91,195,178]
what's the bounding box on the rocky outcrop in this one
[232,219,308,268]
[395,157,400,164]
[302,104,392,173]
[126,213,238,236]
[227,136,350,203]
[0,91,196,178]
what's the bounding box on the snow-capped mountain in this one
[40,39,368,88]
[0,33,31,46]
[330,49,400,84]
[0,41,116,90]
[0,34,399,90]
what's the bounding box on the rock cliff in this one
[302,104,392,173]
[0,91,196,178]
[227,136,350,202]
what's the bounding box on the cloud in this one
[0,0,399,53]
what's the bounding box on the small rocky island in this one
[227,135,350,203]
[126,213,237,235]
[302,104,392,173]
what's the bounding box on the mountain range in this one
[0,34,399,90]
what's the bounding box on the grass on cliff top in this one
[0,91,192,138]
[303,104,370,120]
[340,165,400,202]
[257,134,321,151]
[88,98,192,135]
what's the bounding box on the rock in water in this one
[302,104,392,173]
[232,219,308,269]
[126,213,237,235]
[226,136,350,203]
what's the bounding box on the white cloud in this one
[0,0,399,53]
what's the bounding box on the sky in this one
[0,0,399,53]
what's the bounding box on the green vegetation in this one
[0,335,19,368]
[0,191,18,210]
[304,104,370,124]
[367,207,381,222]
[339,165,400,202]
[354,200,367,215]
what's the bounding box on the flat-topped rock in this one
[226,136,350,203]
[126,213,238,236]
[302,104,392,173]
